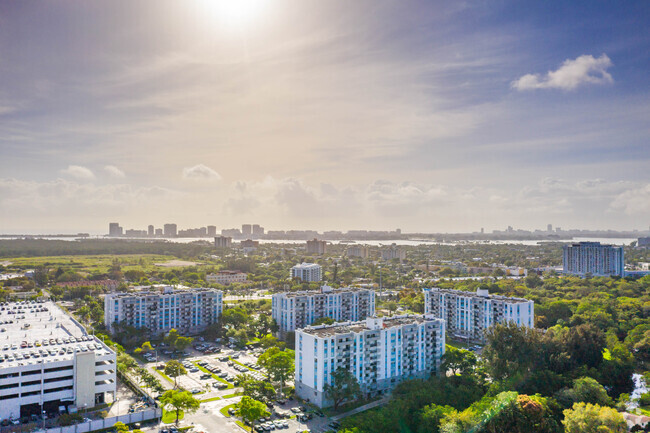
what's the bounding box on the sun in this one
[199,0,268,30]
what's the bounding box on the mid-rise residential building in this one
[272,286,375,337]
[423,287,534,342]
[290,263,322,282]
[295,315,446,407]
[214,236,233,248]
[381,244,406,261]
[240,239,259,253]
[0,301,116,421]
[163,223,177,237]
[104,287,223,337]
[562,241,624,277]
[206,271,247,285]
[346,245,369,259]
[306,239,327,255]
[108,222,123,237]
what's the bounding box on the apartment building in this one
[104,287,222,337]
[562,241,625,277]
[272,286,375,337]
[306,239,327,255]
[290,263,322,282]
[346,245,369,259]
[423,287,534,342]
[295,315,446,407]
[214,236,233,248]
[381,244,406,261]
[206,271,247,285]
[0,301,116,421]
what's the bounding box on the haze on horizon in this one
[1,0,649,234]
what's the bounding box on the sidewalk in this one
[330,396,390,421]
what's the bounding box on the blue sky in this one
[0,0,648,233]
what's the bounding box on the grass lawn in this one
[222,391,244,399]
[200,396,221,403]
[220,403,237,417]
[162,409,184,424]
[155,369,176,384]
[229,357,256,372]
[637,406,650,416]
[193,362,234,389]
[446,340,473,350]
[3,254,174,274]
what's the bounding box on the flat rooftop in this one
[280,287,373,298]
[301,314,439,337]
[425,288,531,304]
[0,301,113,369]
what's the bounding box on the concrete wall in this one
[74,351,96,410]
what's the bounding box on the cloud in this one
[60,165,95,180]
[512,54,613,91]
[104,165,126,178]
[610,184,650,215]
[182,164,222,181]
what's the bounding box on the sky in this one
[0,0,649,234]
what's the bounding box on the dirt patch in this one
[155,260,200,267]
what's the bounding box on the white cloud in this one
[512,54,613,91]
[182,164,222,181]
[610,184,650,215]
[60,165,95,180]
[104,165,126,178]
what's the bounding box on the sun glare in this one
[199,0,268,30]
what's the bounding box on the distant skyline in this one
[1,1,649,233]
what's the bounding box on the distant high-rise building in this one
[163,223,177,237]
[148,225,154,236]
[214,236,233,248]
[242,224,252,237]
[306,238,327,254]
[252,224,264,237]
[291,263,322,282]
[207,225,217,237]
[562,242,624,277]
[480,228,484,234]
[155,228,163,236]
[222,228,241,238]
[547,224,553,232]
[108,222,123,237]
[240,239,259,253]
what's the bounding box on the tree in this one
[235,396,270,432]
[483,322,542,382]
[555,377,614,408]
[312,317,335,326]
[385,301,398,316]
[164,329,181,348]
[259,334,284,349]
[164,360,187,388]
[324,367,362,410]
[141,341,154,352]
[239,375,276,402]
[114,422,129,433]
[562,402,626,433]
[441,346,479,377]
[159,389,200,425]
[258,347,295,396]
[222,308,250,328]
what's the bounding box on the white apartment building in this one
[562,241,625,277]
[206,271,247,285]
[381,244,406,261]
[295,315,446,407]
[290,263,322,282]
[104,287,222,337]
[0,301,116,421]
[272,286,375,337]
[423,287,534,342]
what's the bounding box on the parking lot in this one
[142,342,340,433]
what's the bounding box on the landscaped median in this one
[162,408,184,424]
[220,404,250,433]
[192,361,234,389]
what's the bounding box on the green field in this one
[3,254,177,273]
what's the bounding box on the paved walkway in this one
[331,397,390,421]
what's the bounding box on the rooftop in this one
[291,262,321,269]
[106,286,221,298]
[0,301,114,368]
[424,287,531,304]
[278,286,373,298]
[300,314,441,337]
